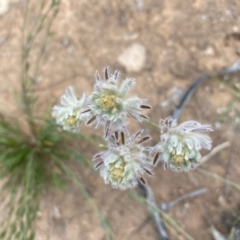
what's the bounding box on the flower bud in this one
[93,131,152,189]
[87,68,151,137]
[52,87,89,132]
[153,117,213,171]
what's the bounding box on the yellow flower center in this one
[95,94,116,111]
[171,146,186,168]
[110,163,125,181]
[66,115,78,127]
[173,154,185,166]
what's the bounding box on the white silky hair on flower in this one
[152,117,213,171]
[85,67,152,137]
[93,130,153,190]
[52,86,89,132]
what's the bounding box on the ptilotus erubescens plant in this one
[152,117,213,171]
[84,68,151,137]
[93,130,152,189]
[52,87,89,132]
[52,67,213,189]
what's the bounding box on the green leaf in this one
[28,232,35,240]
[53,173,65,189]
[0,230,6,238]
[27,34,33,44]
[69,148,89,166]
[5,148,31,171]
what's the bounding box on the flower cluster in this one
[93,131,152,189]
[52,67,213,189]
[52,68,151,136]
[52,87,89,132]
[86,68,151,137]
[152,117,213,171]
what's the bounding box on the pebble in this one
[232,25,239,32]
[201,14,208,20]
[161,86,184,108]
[203,46,215,56]
[0,37,5,46]
[162,49,168,55]
[214,122,222,129]
[117,43,146,73]
[53,206,61,219]
[37,211,43,218]
[124,32,139,41]
[225,8,234,18]
[218,196,227,207]
[167,86,184,105]
[0,0,9,15]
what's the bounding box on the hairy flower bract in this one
[52,87,88,132]
[153,117,213,171]
[86,68,151,137]
[93,130,152,189]
[51,67,214,190]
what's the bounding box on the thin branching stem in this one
[200,141,230,164]
[197,168,240,191]
[134,187,195,240]
[33,2,60,78]
[20,0,61,138]
[143,120,160,129]
[159,188,208,211]
[25,0,52,53]
[172,60,240,120]
[225,123,239,198]
[20,0,37,137]
[160,210,195,240]
[138,182,169,240]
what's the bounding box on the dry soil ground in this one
[0,0,240,240]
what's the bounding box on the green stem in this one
[33,2,61,78]
[132,190,194,240]
[21,0,38,137]
[79,133,107,149]
[213,77,240,98]
[143,120,160,129]
[197,168,240,191]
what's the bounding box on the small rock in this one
[136,0,144,11]
[117,43,146,73]
[161,86,184,108]
[147,76,152,82]
[232,25,239,32]
[36,211,42,218]
[0,0,9,15]
[53,206,61,219]
[124,32,139,41]
[205,86,210,92]
[225,9,234,18]
[0,37,5,45]
[214,122,222,129]
[235,82,240,89]
[203,46,214,56]
[201,14,208,20]
[162,49,168,55]
[218,196,227,207]
[62,37,70,47]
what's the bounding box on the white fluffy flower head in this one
[86,68,151,137]
[52,87,88,132]
[153,117,213,171]
[93,130,153,190]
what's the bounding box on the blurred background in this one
[0,0,240,239]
